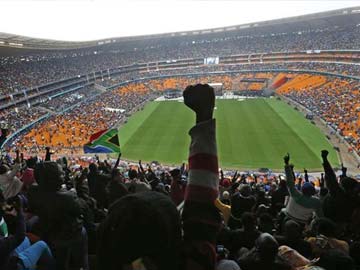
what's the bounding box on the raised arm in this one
[304,169,309,182]
[182,84,220,269]
[284,153,301,198]
[321,150,341,195]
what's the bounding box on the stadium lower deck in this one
[2,72,358,173]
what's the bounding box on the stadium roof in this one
[0,6,359,52]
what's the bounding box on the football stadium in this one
[0,1,360,270]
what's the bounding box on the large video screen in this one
[204,57,219,65]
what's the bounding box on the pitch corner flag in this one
[83,128,121,154]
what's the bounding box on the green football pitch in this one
[118,98,339,171]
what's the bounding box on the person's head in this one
[216,245,230,261]
[242,212,257,231]
[317,218,337,238]
[0,164,9,175]
[89,163,98,174]
[26,157,37,169]
[128,169,138,180]
[284,220,301,240]
[97,192,181,270]
[255,233,279,263]
[258,213,274,234]
[34,161,64,191]
[316,249,354,270]
[111,168,123,181]
[256,204,269,216]
[340,177,358,195]
[320,187,329,197]
[106,179,128,206]
[278,180,287,190]
[76,180,90,200]
[222,191,230,201]
[301,182,316,197]
[239,184,251,197]
[221,178,231,188]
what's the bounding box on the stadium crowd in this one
[282,77,360,156]
[39,86,102,113]
[1,59,359,111]
[1,23,360,95]
[3,73,266,150]
[0,85,359,270]
[3,71,359,158]
[0,107,47,135]
[11,83,159,156]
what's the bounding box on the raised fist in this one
[284,153,290,165]
[183,84,215,123]
[321,150,329,160]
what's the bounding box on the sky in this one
[0,0,359,41]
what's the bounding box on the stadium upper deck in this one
[0,6,359,53]
[0,5,359,97]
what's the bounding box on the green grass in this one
[119,98,339,170]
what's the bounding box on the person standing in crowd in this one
[283,153,323,225]
[28,161,87,270]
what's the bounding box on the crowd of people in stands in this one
[10,83,159,156]
[1,55,358,110]
[0,85,359,270]
[1,22,359,96]
[0,107,47,136]
[2,71,360,162]
[2,72,274,152]
[283,77,360,156]
[39,87,101,113]
[0,86,102,139]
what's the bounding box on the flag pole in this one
[113,152,121,170]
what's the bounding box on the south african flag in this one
[83,129,121,153]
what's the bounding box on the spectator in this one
[283,154,323,225]
[229,185,256,229]
[0,193,55,270]
[0,161,22,200]
[238,233,291,270]
[28,161,87,270]
[275,219,312,258]
[306,217,350,257]
[321,150,360,225]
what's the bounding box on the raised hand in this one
[304,168,309,182]
[15,149,20,163]
[321,150,329,160]
[284,153,290,165]
[45,146,53,161]
[183,84,215,123]
[341,163,347,177]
